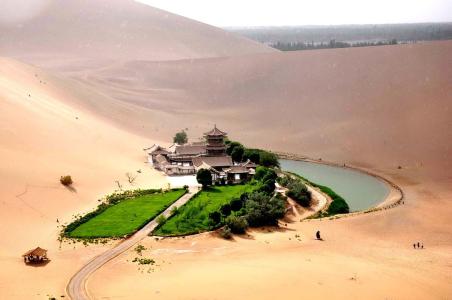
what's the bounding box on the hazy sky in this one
[137,0,452,27]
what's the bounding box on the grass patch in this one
[65,189,186,238]
[287,172,350,217]
[154,184,254,236]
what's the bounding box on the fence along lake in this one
[279,159,390,212]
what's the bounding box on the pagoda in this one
[204,125,227,156]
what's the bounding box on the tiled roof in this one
[23,247,47,257]
[224,166,250,174]
[175,145,206,155]
[204,125,227,137]
[192,156,233,168]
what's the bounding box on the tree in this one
[196,169,212,188]
[244,192,285,227]
[259,151,279,168]
[231,145,245,162]
[286,180,312,207]
[226,141,243,155]
[173,130,188,144]
[243,149,260,164]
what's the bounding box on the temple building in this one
[146,126,256,183]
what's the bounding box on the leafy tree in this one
[244,192,285,227]
[286,180,312,207]
[243,149,260,164]
[173,130,188,144]
[226,141,243,155]
[259,151,279,168]
[225,215,248,234]
[231,145,245,162]
[196,169,212,188]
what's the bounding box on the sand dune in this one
[61,41,452,180]
[0,1,451,298]
[0,0,275,65]
[0,57,167,298]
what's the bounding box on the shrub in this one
[327,198,350,215]
[60,175,73,186]
[196,169,212,188]
[219,226,232,239]
[258,179,276,195]
[225,215,248,234]
[244,192,285,227]
[230,198,244,211]
[286,180,312,207]
[134,244,146,255]
[208,211,222,225]
[220,203,231,216]
[156,215,167,226]
[170,206,179,216]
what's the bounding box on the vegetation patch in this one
[277,175,312,207]
[64,188,186,238]
[226,140,279,168]
[287,172,350,216]
[154,184,255,236]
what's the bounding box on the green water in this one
[279,159,390,212]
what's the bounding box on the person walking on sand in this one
[413,243,416,249]
[417,242,420,248]
[316,230,321,240]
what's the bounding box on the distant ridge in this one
[0,0,276,63]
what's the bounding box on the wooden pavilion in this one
[22,247,48,263]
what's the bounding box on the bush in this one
[208,211,222,225]
[219,226,232,239]
[230,198,244,211]
[60,175,73,186]
[220,203,231,216]
[286,180,312,207]
[244,192,285,227]
[196,169,212,188]
[156,215,167,226]
[225,215,248,234]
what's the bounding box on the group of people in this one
[413,242,424,249]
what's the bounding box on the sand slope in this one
[0,57,167,298]
[63,41,452,180]
[0,0,275,64]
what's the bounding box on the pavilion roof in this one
[224,166,250,174]
[22,247,47,257]
[192,156,233,168]
[204,125,227,137]
[175,145,206,156]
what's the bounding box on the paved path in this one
[66,187,198,300]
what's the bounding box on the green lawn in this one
[154,184,254,236]
[68,189,186,238]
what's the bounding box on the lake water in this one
[279,159,390,212]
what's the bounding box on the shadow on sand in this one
[25,260,51,267]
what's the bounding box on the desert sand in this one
[0,0,451,299]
